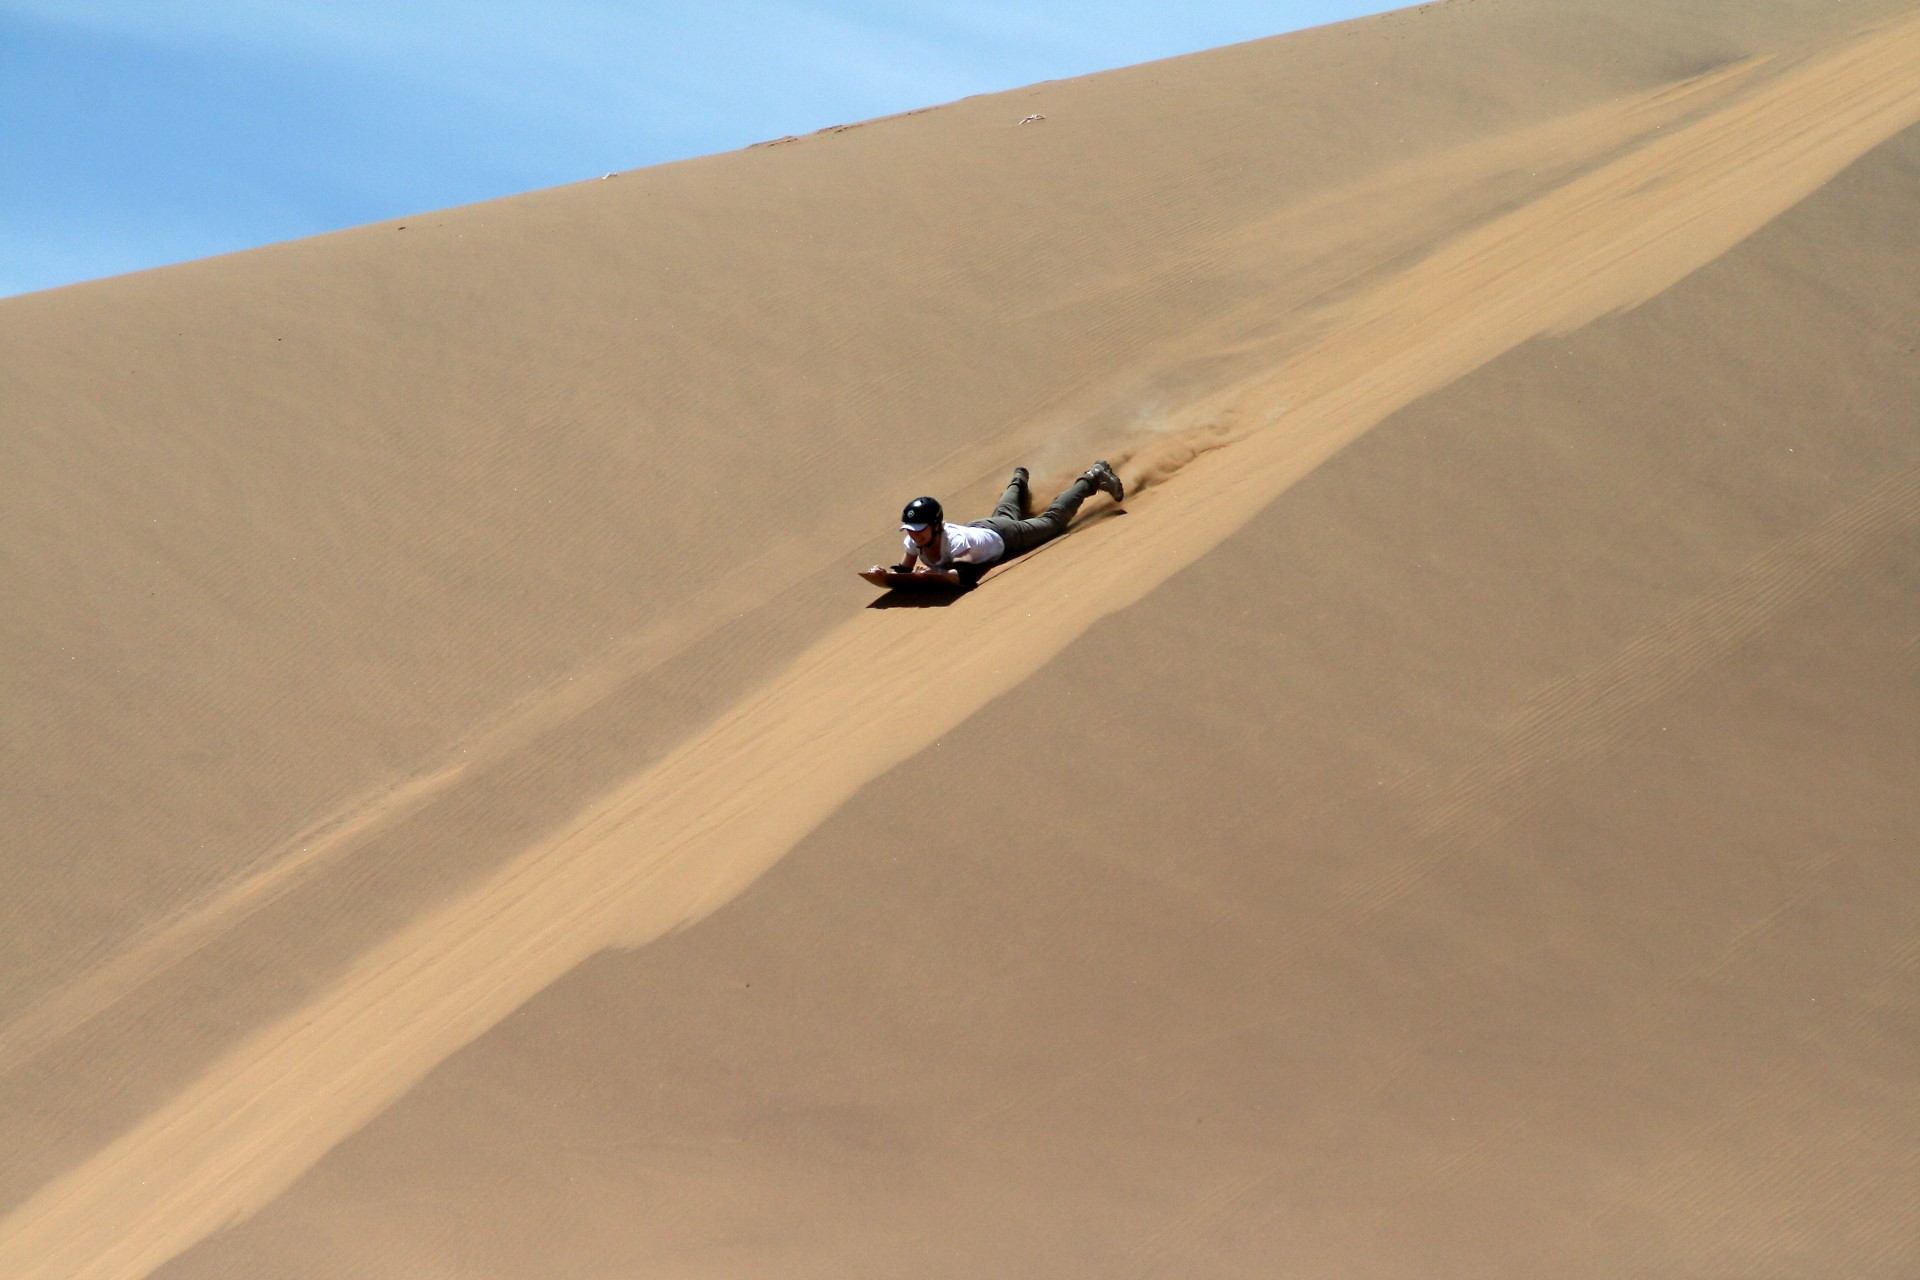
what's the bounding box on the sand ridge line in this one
[0,483,899,1081]
[6,16,1920,1278]
[1111,17,1920,496]
[1003,53,1783,488]
[0,762,467,1078]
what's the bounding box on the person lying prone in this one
[874,459,1124,586]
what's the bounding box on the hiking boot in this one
[1084,459,1124,502]
[1010,466,1029,490]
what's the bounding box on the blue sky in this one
[1,2,1401,297]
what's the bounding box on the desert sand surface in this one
[4,0,1918,1275]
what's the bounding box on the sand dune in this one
[4,1,1918,1276]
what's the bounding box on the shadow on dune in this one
[865,587,969,609]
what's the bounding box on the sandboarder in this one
[872,460,1124,587]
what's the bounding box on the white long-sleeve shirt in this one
[903,521,1005,570]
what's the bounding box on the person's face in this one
[907,524,938,547]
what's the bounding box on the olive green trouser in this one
[967,473,1099,560]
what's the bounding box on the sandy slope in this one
[4,1,1918,1276]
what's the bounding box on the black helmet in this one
[900,496,942,529]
